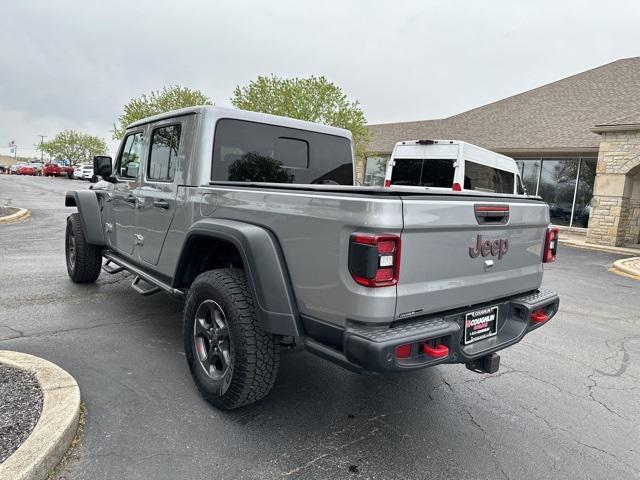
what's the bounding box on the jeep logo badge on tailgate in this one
[469,235,509,260]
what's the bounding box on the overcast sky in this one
[2,0,640,158]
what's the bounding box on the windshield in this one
[390,158,455,187]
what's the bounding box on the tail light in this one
[349,233,401,287]
[452,182,462,191]
[543,227,559,263]
[384,179,391,188]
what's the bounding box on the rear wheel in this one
[183,269,280,410]
[65,213,102,283]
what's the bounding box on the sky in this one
[2,0,640,158]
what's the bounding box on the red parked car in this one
[43,161,74,178]
[42,162,62,177]
[16,164,37,176]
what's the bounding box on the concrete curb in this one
[0,351,80,480]
[0,208,30,224]
[559,238,640,256]
[611,257,640,279]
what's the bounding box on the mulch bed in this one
[0,363,43,463]
[0,207,19,218]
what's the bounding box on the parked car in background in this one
[0,166,6,174]
[81,165,94,181]
[73,165,85,180]
[61,163,75,179]
[43,161,75,178]
[42,162,62,177]
[17,164,37,175]
[383,140,525,195]
[30,162,44,176]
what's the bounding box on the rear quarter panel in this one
[195,186,404,327]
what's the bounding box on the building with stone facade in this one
[364,58,640,247]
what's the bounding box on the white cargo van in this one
[384,140,526,195]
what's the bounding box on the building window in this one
[515,157,597,228]
[538,159,577,226]
[515,159,541,195]
[363,156,388,186]
[573,158,597,228]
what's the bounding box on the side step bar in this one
[102,251,185,298]
[102,260,124,274]
[131,276,161,296]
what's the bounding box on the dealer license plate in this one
[464,306,499,345]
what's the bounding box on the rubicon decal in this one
[468,235,509,260]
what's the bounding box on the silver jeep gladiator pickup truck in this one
[64,106,560,409]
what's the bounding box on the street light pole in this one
[38,135,46,162]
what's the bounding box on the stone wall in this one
[586,129,640,246]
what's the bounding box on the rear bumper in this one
[305,289,559,373]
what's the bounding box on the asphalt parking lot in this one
[1,175,639,480]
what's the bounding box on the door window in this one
[117,132,144,179]
[148,125,181,182]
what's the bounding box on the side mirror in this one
[93,155,113,178]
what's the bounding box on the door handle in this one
[153,199,170,210]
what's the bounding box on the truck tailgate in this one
[396,195,549,320]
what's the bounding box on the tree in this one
[112,86,212,140]
[38,130,108,166]
[231,75,370,159]
[228,151,291,183]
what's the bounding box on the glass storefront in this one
[364,155,597,228]
[515,157,597,228]
[363,156,388,186]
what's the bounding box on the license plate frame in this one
[464,306,499,345]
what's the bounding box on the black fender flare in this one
[175,219,301,337]
[65,191,106,246]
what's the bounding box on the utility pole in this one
[38,135,46,162]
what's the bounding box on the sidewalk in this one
[559,230,640,256]
[558,230,640,278]
[611,257,640,278]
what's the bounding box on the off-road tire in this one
[65,213,102,283]
[183,269,280,410]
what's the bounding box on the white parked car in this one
[73,164,95,181]
[73,165,85,180]
[383,140,526,195]
[81,165,94,181]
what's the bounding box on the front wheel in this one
[65,213,102,283]
[183,269,280,410]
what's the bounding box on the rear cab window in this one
[211,119,353,185]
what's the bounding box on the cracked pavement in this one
[1,175,639,480]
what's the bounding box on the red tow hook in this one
[530,309,549,323]
[423,343,449,359]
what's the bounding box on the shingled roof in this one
[367,57,640,154]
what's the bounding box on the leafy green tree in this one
[231,75,370,159]
[112,86,212,139]
[228,152,291,183]
[38,130,108,166]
